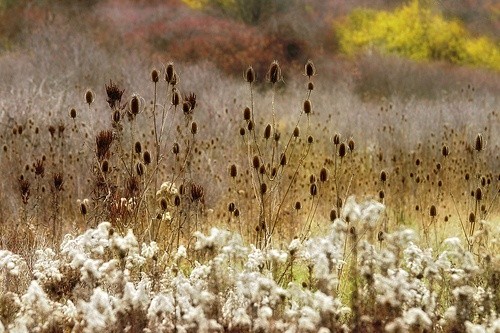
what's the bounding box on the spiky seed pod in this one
[130,95,140,115]
[307,82,314,91]
[377,231,385,242]
[179,184,185,195]
[96,130,114,161]
[105,80,125,108]
[172,142,180,155]
[442,145,450,157]
[184,93,197,110]
[228,202,235,212]
[80,202,87,216]
[135,141,142,154]
[271,167,277,178]
[380,170,387,182]
[190,183,205,203]
[379,190,385,200]
[239,128,246,136]
[136,162,144,176]
[320,167,328,182]
[85,89,94,105]
[229,164,237,178]
[252,156,260,169]
[234,208,240,217]
[465,173,470,181]
[280,153,287,166]
[70,108,77,119]
[170,72,179,86]
[112,110,121,123]
[338,143,347,158]
[182,101,192,115]
[333,133,341,145]
[274,131,281,142]
[267,60,282,84]
[48,125,56,138]
[160,198,168,211]
[348,138,355,152]
[293,126,300,138]
[305,60,316,78]
[151,69,159,83]
[191,122,198,135]
[330,209,337,221]
[243,107,251,121]
[165,63,174,83]
[303,99,312,114]
[307,135,314,144]
[247,120,254,132]
[337,197,343,208]
[19,178,30,205]
[245,66,255,83]
[174,195,181,207]
[143,151,151,165]
[101,160,109,173]
[259,165,266,175]
[53,173,64,191]
[469,212,475,223]
[475,187,482,201]
[295,201,301,210]
[33,159,45,178]
[310,183,318,196]
[260,183,267,195]
[264,124,271,139]
[475,133,483,152]
[171,88,180,106]
[309,174,316,184]
[430,205,437,217]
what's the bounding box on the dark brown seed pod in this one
[69,108,77,119]
[172,142,180,155]
[96,130,114,161]
[260,183,267,195]
[243,107,251,121]
[320,167,328,182]
[112,110,121,123]
[333,133,341,145]
[234,208,240,217]
[475,187,482,201]
[252,156,260,169]
[101,160,110,173]
[229,164,237,178]
[182,101,192,115]
[348,138,355,152]
[174,195,181,207]
[293,127,300,138]
[267,60,282,84]
[143,151,151,165]
[310,183,318,196]
[338,143,347,158]
[379,190,385,200]
[295,201,302,210]
[430,205,437,217]
[271,167,277,178]
[151,69,159,83]
[442,145,450,157]
[380,170,387,182]
[105,80,125,108]
[53,173,64,191]
[171,88,180,106]
[135,141,142,154]
[228,202,235,212]
[330,209,337,221]
[377,231,385,242]
[80,202,87,216]
[247,120,254,132]
[274,131,280,142]
[136,162,145,176]
[191,122,198,135]
[245,66,255,83]
[303,99,312,114]
[130,95,140,115]
[259,165,266,175]
[165,63,175,83]
[160,198,168,211]
[305,59,316,78]
[307,82,314,91]
[475,133,483,152]
[307,135,314,144]
[309,174,316,184]
[468,212,475,223]
[239,128,246,136]
[85,89,94,105]
[264,124,272,139]
[280,153,287,166]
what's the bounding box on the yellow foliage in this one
[336,0,500,70]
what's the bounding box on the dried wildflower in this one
[126,176,140,197]
[307,81,314,91]
[304,59,316,78]
[151,69,159,83]
[101,160,109,173]
[280,153,287,166]
[112,110,121,123]
[310,183,318,196]
[165,62,175,84]
[243,107,251,121]
[136,162,144,176]
[190,183,205,203]
[248,120,254,131]
[228,202,235,212]
[239,128,246,136]
[105,80,124,109]
[191,122,198,135]
[95,130,113,161]
[320,167,328,182]
[252,156,260,169]
[260,183,267,195]
[338,142,347,158]
[307,135,314,144]
[475,187,482,201]
[134,141,142,154]
[380,170,387,182]
[442,144,450,157]
[160,198,168,211]
[48,125,56,138]
[143,151,151,165]
[245,66,255,83]
[33,159,45,178]
[19,177,30,204]
[182,101,192,115]
[330,209,337,221]
[293,127,300,137]
[266,60,282,84]
[333,133,341,145]
[69,108,77,119]
[430,205,437,217]
[475,133,483,151]
[80,201,87,215]
[303,99,312,114]
[53,173,64,191]
[172,142,180,155]
[295,201,302,210]
[85,89,94,106]
[129,95,141,115]
[348,138,355,151]
[184,92,197,110]
[229,164,237,178]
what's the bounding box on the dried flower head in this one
[171,88,180,107]
[165,62,175,84]
[245,66,255,83]
[303,99,312,114]
[96,130,114,161]
[69,108,77,119]
[184,93,197,110]
[129,95,141,115]
[266,60,282,84]
[85,89,94,106]
[229,164,237,178]
[475,133,484,151]
[18,177,30,205]
[53,173,64,191]
[304,60,316,78]
[143,151,151,165]
[105,80,124,109]
[33,159,45,178]
[264,124,272,140]
[151,69,159,83]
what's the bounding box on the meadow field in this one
[0,0,499,332]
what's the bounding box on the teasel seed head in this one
[469,212,475,223]
[245,66,255,84]
[305,59,316,78]
[80,201,87,216]
[229,164,237,178]
[101,160,110,173]
[85,89,94,106]
[264,124,271,140]
[303,99,312,115]
[475,133,484,152]
[174,195,181,207]
[309,174,316,184]
[234,208,240,217]
[260,183,267,195]
[379,190,385,200]
[171,88,180,107]
[295,201,302,210]
[170,72,179,86]
[320,167,328,182]
[243,107,251,121]
[172,142,180,155]
[191,122,198,135]
[70,108,77,119]
[442,144,450,157]
[333,133,341,145]
[165,62,175,83]
[96,130,114,161]
[135,141,142,154]
[151,68,159,83]
[377,231,385,242]
[33,159,45,178]
[182,101,192,115]
[252,156,260,169]
[310,183,318,196]
[53,173,64,191]
[130,95,140,115]
[266,60,282,84]
[293,126,300,138]
[475,187,482,201]
[143,151,151,165]
[380,170,387,182]
[239,128,246,136]
[429,205,437,217]
[247,120,254,132]
[112,110,121,123]
[259,165,266,175]
[348,138,355,152]
[228,202,235,212]
[136,162,145,176]
[330,209,337,221]
[271,167,277,178]
[308,82,314,91]
[274,131,281,142]
[338,142,347,158]
[160,198,168,211]
[280,152,287,166]
[19,177,30,205]
[307,135,314,144]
